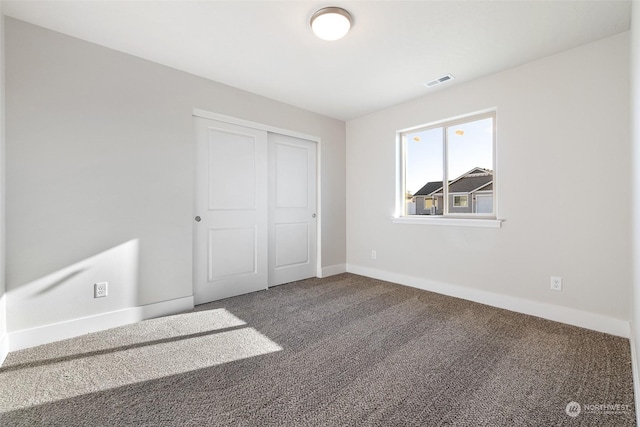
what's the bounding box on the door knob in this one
[195,216,201,222]
[312,213,317,218]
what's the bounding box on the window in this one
[398,111,496,219]
[453,195,468,207]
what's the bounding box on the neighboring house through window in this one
[398,111,496,218]
[453,195,468,208]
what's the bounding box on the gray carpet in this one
[0,273,635,426]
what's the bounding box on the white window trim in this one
[392,216,503,228]
[395,109,502,228]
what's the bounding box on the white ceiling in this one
[2,0,632,121]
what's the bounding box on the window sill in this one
[392,216,503,228]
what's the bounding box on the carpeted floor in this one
[0,273,635,426]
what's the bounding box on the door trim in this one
[192,109,323,283]
[193,109,320,143]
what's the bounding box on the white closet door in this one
[194,117,268,304]
[268,133,317,286]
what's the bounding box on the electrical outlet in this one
[550,276,562,292]
[371,250,377,260]
[94,282,108,298]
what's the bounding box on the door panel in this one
[275,143,309,208]
[275,222,309,268]
[208,227,257,281]
[268,133,317,286]
[194,117,268,304]
[208,131,257,210]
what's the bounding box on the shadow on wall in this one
[6,240,140,345]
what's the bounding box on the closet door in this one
[193,117,268,304]
[268,133,317,287]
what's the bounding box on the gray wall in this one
[0,8,7,364]
[5,18,346,334]
[347,32,631,327]
[448,194,472,214]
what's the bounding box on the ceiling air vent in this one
[425,74,455,88]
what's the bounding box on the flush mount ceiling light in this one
[310,7,352,41]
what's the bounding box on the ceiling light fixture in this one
[310,7,352,41]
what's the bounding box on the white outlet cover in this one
[94,282,108,298]
[550,276,562,291]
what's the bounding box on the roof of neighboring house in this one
[413,181,443,197]
[411,167,493,197]
[449,174,492,193]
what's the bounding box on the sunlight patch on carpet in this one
[0,309,282,412]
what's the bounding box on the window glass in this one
[400,112,495,218]
[453,195,468,207]
[405,127,443,197]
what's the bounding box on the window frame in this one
[452,194,469,207]
[395,110,502,228]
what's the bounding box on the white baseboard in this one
[346,264,630,338]
[138,296,194,320]
[0,332,8,366]
[319,264,347,278]
[8,295,194,352]
[629,322,640,426]
[0,293,7,366]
